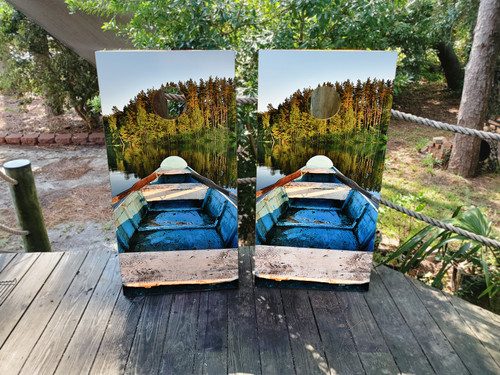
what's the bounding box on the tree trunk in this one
[435,41,464,91]
[448,0,500,177]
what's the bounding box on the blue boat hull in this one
[256,166,378,252]
[115,168,237,253]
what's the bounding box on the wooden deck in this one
[0,247,499,375]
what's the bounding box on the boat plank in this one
[124,294,173,375]
[0,253,17,273]
[54,252,120,375]
[255,245,371,285]
[193,292,228,375]
[255,287,295,374]
[281,289,329,375]
[309,290,365,374]
[21,251,111,375]
[445,292,500,366]
[365,268,436,374]
[376,265,468,374]
[90,293,145,375]
[408,276,500,374]
[227,246,261,375]
[141,183,208,201]
[119,249,238,288]
[0,252,60,347]
[0,252,87,375]
[284,182,350,200]
[336,291,400,374]
[158,293,201,375]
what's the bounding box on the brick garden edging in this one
[0,132,105,146]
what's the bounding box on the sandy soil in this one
[0,144,116,252]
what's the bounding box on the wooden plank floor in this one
[0,247,499,375]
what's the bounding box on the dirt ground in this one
[0,144,116,252]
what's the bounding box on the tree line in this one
[105,76,236,145]
[258,78,393,142]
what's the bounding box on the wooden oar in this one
[255,170,302,198]
[111,172,158,204]
[189,172,237,201]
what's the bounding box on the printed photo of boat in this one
[256,50,397,290]
[96,50,238,295]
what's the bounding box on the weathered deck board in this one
[376,265,469,374]
[54,252,120,375]
[0,252,16,273]
[0,248,499,375]
[20,250,111,375]
[0,252,87,375]
[445,292,500,367]
[159,293,201,374]
[365,268,436,374]
[255,286,295,374]
[408,276,500,374]
[124,294,172,375]
[0,252,60,346]
[227,245,261,374]
[281,289,329,374]
[309,290,365,374]
[336,291,401,374]
[193,292,229,375]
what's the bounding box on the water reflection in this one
[106,140,237,197]
[257,140,386,192]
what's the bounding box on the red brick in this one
[428,141,435,148]
[38,133,56,145]
[0,133,7,145]
[5,133,22,144]
[55,134,72,145]
[419,146,429,154]
[433,136,444,144]
[89,132,105,145]
[435,144,441,150]
[21,133,40,145]
[72,132,89,145]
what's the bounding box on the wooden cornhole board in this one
[96,50,238,296]
[256,50,398,290]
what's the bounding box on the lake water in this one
[106,140,237,197]
[256,140,387,192]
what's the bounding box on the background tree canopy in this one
[0,1,100,127]
[66,0,479,95]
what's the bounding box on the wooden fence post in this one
[3,159,51,252]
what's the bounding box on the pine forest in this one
[104,76,236,145]
[259,78,394,143]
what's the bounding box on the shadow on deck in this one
[0,247,498,374]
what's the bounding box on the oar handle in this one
[333,173,380,206]
[189,172,237,201]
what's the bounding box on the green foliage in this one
[0,1,100,127]
[259,79,393,142]
[105,77,235,144]
[65,0,478,94]
[382,206,499,302]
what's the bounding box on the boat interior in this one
[115,172,237,252]
[256,172,377,251]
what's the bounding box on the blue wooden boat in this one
[114,156,238,253]
[114,156,238,294]
[256,155,378,251]
[255,155,377,287]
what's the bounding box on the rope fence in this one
[234,96,499,248]
[0,170,17,185]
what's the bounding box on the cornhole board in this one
[96,50,238,296]
[256,50,397,290]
